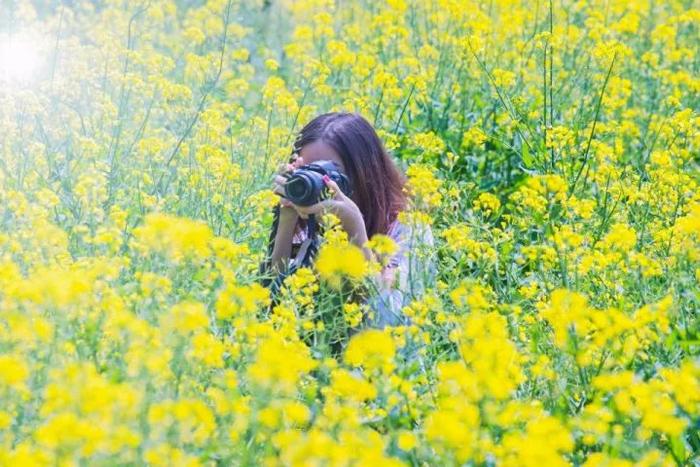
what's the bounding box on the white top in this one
[293,217,437,327]
[366,218,436,327]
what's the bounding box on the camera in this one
[283,160,352,206]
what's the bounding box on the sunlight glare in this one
[0,35,40,83]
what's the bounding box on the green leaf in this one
[669,434,687,463]
[522,143,534,167]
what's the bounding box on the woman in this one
[267,112,435,328]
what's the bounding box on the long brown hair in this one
[292,112,407,238]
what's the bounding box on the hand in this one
[272,155,305,217]
[285,176,369,248]
[268,155,305,273]
[284,176,353,218]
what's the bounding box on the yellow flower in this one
[397,431,417,451]
[216,282,270,320]
[366,233,398,260]
[601,223,637,251]
[405,164,443,210]
[188,333,225,368]
[165,301,209,334]
[326,368,377,402]
[132,213,213,262]
[0,354,29,388]
[247,334,317,395]
[282,400,311,426]
[264,58,280,71]
[315,242,368,288]
[345,329,396,374]
[411,131,446,158]
[462,126,488,149]
[183,26,206,45]
[342,302,365,327]
[474,192,501,216]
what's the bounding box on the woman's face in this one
[297,140,345,173]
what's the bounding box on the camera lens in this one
[284,165,336,206]
[285,171,325,206]
[285,176,311,202]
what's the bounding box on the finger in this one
[302,200,337,217]
[280,198,292,207]
[273,184,285,196]
[291,201,327,217]
[319,199,338,214]
[286,202,305,216]
[322,176,345,199]
[276,162,291,174]
[306,202,326,215]
[295,205,315,216]
[273,174,290,196]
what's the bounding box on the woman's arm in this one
[269,206,300,275]
[267,158,306,275]
[336,203,370,255]
[281,176,371,255]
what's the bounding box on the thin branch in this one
[466,40,535,153]
[393,82,416,134]
[153,0,234,196]
[568,50,617,197]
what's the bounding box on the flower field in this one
[0,0,699,465]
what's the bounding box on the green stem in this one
[569,50,617,197]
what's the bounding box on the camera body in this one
[283,160,352,206]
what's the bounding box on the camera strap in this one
[289,214,319,270]
[263,211,321,308]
